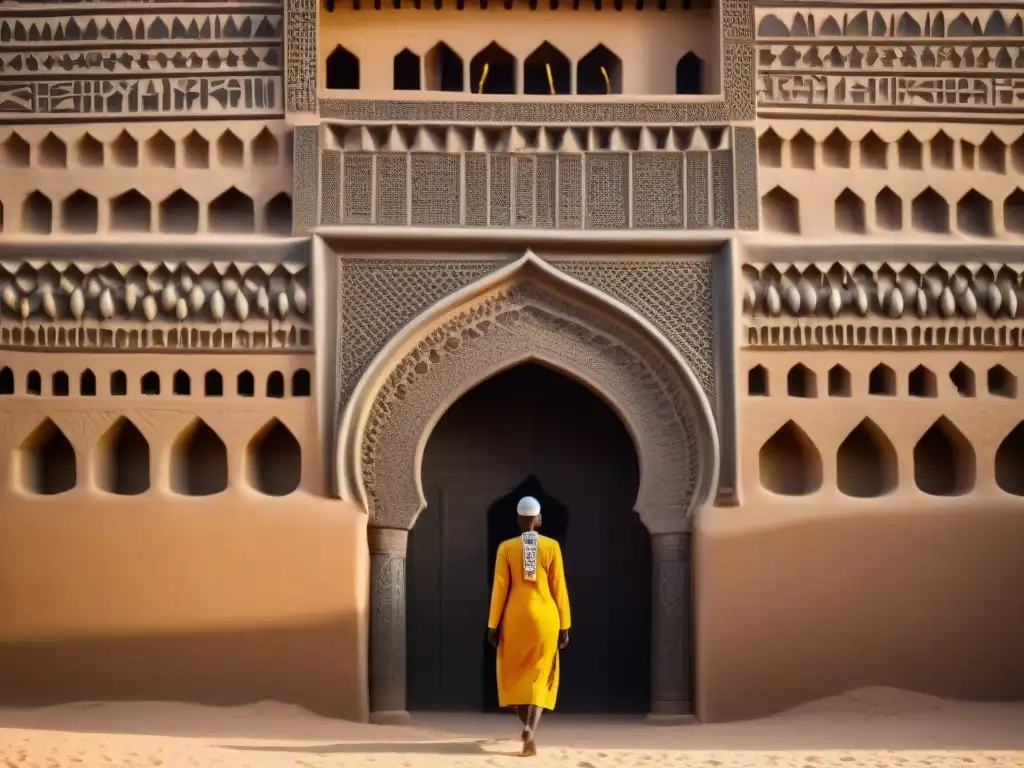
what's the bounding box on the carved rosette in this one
[358,276,715,535]
[0,261,311,350]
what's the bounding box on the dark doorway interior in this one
[408,363,651,715]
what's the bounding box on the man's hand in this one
[488,628,499,648]
[558,629,570,649]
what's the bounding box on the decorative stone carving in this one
[0,6,283,120]
[368,527,410,724]
[742,261,1024,348]
[756,6,1024,115]
[342,254,718,536]
[0,260,310,350]
[649,532,693,721]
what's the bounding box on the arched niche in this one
[338,251,718,726]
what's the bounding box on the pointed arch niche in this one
[338,252,719,727]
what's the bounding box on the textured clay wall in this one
[0,350,369,720]
[695,349,1024,721]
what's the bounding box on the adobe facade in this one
[0,0,1022,726]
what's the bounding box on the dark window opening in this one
[141,371,160,396]
[675,52,702,95]
[524,42,571,95]
[577,44,623,95]
[267,371,285,398]
[425,43,464,92]
[470,43,516,95]
[238,370,255,397]
[173,370,191,396]
[0,367,13,395]
[394,48,421,90]
[27,370,41,396]
[52,371,70,397]
[292,369,311,397]
[326,45,360,90]
[205,370,223,397]
[111,370,128,396]
[80,369,97,396]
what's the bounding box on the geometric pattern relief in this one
[319,150,733,230]
[0,6,283,120]
[743,260,1024,348]
[359,282,707,533]
[338,257,716,419]
[756,6,1024,115]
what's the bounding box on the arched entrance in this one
[408,363,652,714]
[339,252,719,725]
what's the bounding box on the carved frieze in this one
[0,6,284,120]
[743,262,1024,348]
[756,6,1024,115]
[0,260,310,351]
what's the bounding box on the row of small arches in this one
[0,367,311,398]
[749,363,1015,399]
[763,185,1024,237]
[17,416,301,498]
[326,42,704,95]
[0,127,289,171]
[758,128,1024,174]
[5,188,292,236]
[760,417,1024,499]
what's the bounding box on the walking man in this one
[487,495,571,757]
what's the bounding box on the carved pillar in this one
[368,526,412,725]
[647,531,695,724]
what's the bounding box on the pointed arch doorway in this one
[407,363,652,714]
[340,253,720,725]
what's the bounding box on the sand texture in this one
[0,688,1022,768]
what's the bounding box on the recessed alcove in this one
[183,131,210,169]
[141,371,160,396]
[111,190,152,233]
[835,189,866,233]
[96,418,150,496]
[26,370,41,395]
[393,48,422,90]
[160,190,199,235]
[209,188,255,234]
[267,371,285,398]
[205,370,224,397]
[758,129,782,168]
[246,419,301,496]
[748,365,768,396]
[62,191,99,234]
[868,364,896,396]
[786,363,816,398]
[837,418,898,498]
[949,362,976,397]
[0,366,14,395]
[909,365,938,397]
[470,42,516,95]
[828,365,851,397]
[577,44,622,95]
[252,128,279,167]
[292,369,311,397]
[524,42,571,95]
[759,420,822,496]
[762,187,799,234]
[52,371,70,397]
[217,130,245,168]
[822,129,851,168]
[19,419,76,495]
[80,369,97,396]
[110,370,128,396]
[995,421,1024,496]
[913,417,975,496]
[326,45,361,90]
[171,419,228,496]
[674,52,702,95]
[173,370,191,395]
[988,365,1017,398]
[425,43,464,92]
[237,370,255,397]
[23,191,53,235]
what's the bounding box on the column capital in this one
[368,526,409,555]
[651,531,691,560]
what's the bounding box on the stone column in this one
[368,526,412,725]
[647,531,695,724]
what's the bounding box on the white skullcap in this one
[517,496,541,517]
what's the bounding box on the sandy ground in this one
[0,688,1022,768]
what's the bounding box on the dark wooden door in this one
[408,363,651,713]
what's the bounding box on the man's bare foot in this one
[519,738,537,757]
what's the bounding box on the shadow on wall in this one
[0,617,364,723]
[697,504,1024,722]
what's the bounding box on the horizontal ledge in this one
[315,226,733,250]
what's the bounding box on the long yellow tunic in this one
[487,534,572,710]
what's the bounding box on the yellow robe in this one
[487,534,572,710]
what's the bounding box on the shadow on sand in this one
[220,739,509,756]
